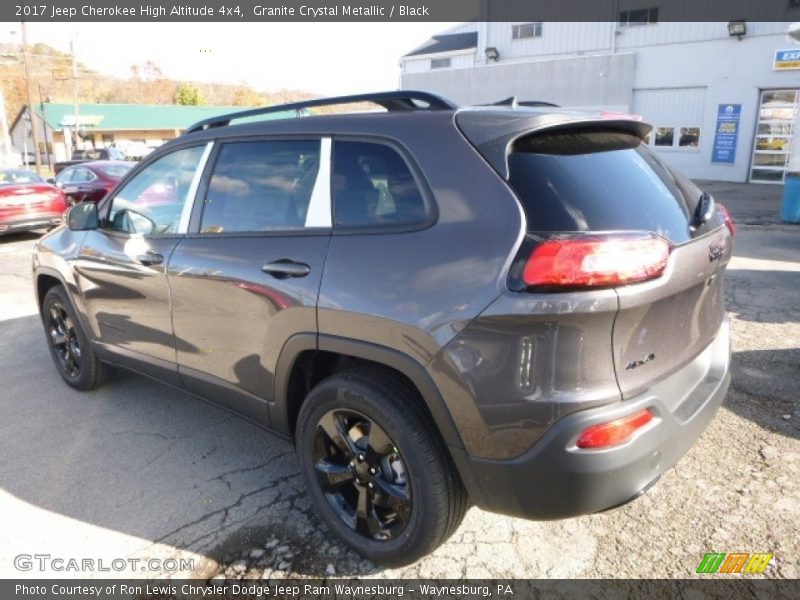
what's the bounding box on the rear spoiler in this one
[455,109,652,180]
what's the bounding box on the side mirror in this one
[46,178,55,184]
[67,202,99,231]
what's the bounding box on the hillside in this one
[0,43,322,125]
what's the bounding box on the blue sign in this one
[711,104,741,165]
[774,49,800,70]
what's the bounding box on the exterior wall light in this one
[728,21,747,40]
[485,47,500,61]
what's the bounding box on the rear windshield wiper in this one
[691,192,715,229]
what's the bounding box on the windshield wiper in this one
[691,192,715,229]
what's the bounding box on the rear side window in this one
[201,140,320,233]
[333,141,427,229]
[507,131,694,243]
[71,167,95,183]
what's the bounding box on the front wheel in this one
[42,285,109,390]
[295,368,467,566]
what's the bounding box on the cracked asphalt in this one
[0,181,797,581]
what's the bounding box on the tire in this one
[42,285,109,391]
[295,367,468,566]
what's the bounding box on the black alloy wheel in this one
[42,285,109,390]
[48,302,82,378]
[314,409,411,540]
[296,368,468,566]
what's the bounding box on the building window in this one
[654,127,674,147]
[619,7,659,27]
[430,57,451,69]
[651,126,701,150]
[679,127,701,148]
[512,22,542,40]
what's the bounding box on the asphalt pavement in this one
[0,181,797,580]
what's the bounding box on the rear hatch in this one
[457,110,733,398]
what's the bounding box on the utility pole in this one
[21,22,43,174]
[70,35,79,157]
[38,83,51,169]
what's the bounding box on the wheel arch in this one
[272,333,467,453]
[35,268,70,313]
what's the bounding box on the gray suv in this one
[33,91,733,566]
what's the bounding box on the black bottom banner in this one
[3,579,800,600]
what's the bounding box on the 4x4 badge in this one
[626,353,656,370]
[709,243,724,262]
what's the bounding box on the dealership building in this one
[401,20,799,184]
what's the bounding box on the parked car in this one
[53,160,135,205]
[32,91,734,566]
[0,168,66,235]
[54,148,113,175]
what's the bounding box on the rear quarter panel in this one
[317,114,524,363]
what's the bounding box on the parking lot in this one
[0,181,797,580]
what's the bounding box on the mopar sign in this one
[711,104,742,164]
[774,49,800,70]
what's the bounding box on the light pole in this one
[0,88,13,163]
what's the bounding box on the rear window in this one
[333,141,428,229]
[0,169,44,186]
[97,163,134,178]
[507,131,694,243]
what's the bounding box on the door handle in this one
[262,259,311,279]
[136,252,164,266]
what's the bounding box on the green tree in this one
[174,82,204,106]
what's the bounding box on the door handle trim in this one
[136,252,164,266]
[262,260,311,278]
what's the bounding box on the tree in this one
[174,83,204,106]
[232,86,265,107]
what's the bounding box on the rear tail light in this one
[576,409,653,449]
[523,234,670,288]
[716,202,736,236]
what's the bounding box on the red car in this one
[53,160,134,205]
[0,168,67,236]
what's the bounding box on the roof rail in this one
[488,96,560,108]
[184,90,458,134]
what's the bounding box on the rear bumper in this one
[0,215,62,235]
[452,318,730,520]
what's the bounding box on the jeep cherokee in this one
[33,91,733,566]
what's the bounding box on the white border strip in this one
[304,137,332,228]
[177,141,214,234]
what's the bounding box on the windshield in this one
[0,169,45,186]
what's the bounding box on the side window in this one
[55,169,74,185]
[108,145,205,235]
[72,167,94,183]
[333,141,427,228]
[200,140,321,233]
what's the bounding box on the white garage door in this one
[632,88,706,150]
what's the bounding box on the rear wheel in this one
[295,368,467,566]
[42,285,109,390]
